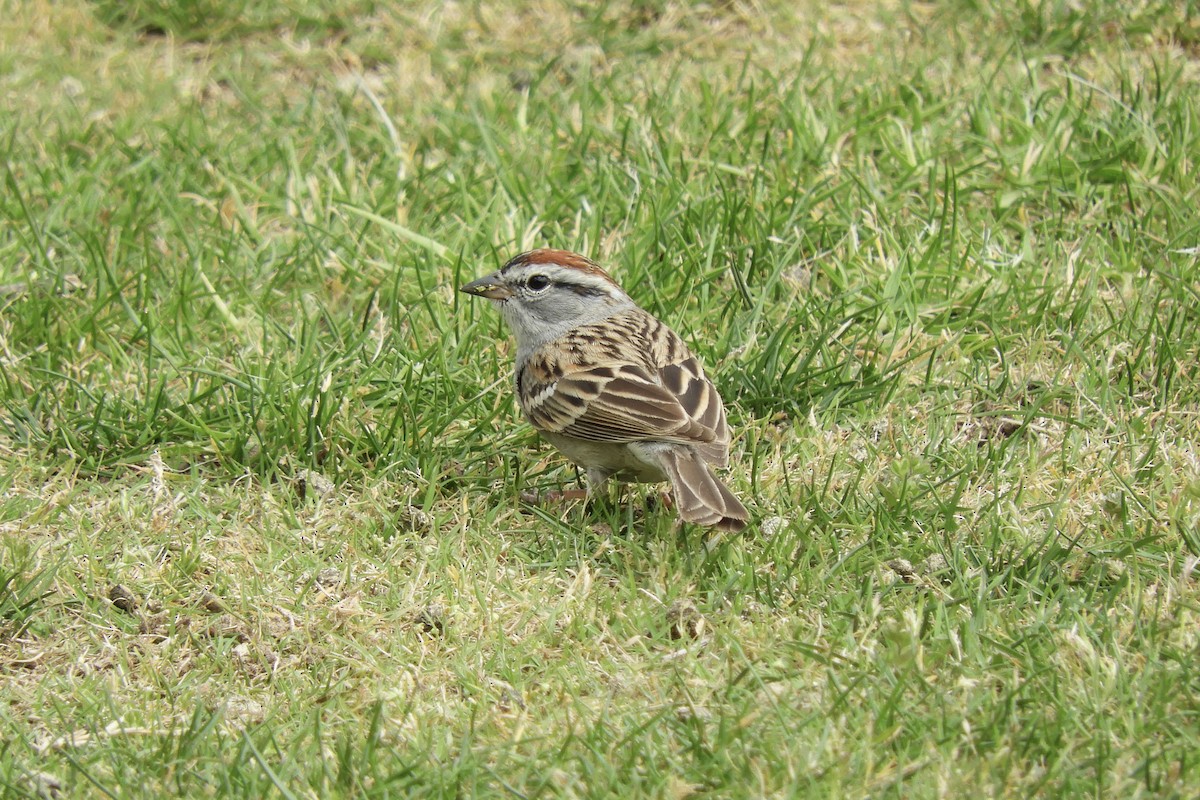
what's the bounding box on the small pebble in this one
[760,516,788,539]
[199,591,225,613]
[296,469,335,500]
[919,554,949,575]
[202,615,248,642]
[886,559,917,582]
[415,603,446,635]
[314,568,343,588]
[665,600,705,640]
[107,584,138,614]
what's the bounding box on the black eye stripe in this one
[566,284,608,298]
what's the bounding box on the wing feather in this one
[523,364,715,446]
[516,310,732,464]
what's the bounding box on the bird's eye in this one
[526,275,550,291]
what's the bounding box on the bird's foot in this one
[519,488,590,505]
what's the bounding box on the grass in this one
[2,0,1199,796]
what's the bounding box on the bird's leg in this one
[581,468,619,514]
[557,464,591,502]
[518,466,595,506]
[645,490,675,513]
[518,487,589,504]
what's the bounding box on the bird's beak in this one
[460,273,512,300]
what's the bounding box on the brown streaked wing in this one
[659,358,730,468]
[523,364,717,446]
[659,357,728,443]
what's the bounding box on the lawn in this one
[2,0,1199,797]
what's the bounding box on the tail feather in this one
[658,449,748,532]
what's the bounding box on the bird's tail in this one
[658,449,748,532]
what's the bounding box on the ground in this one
[2,0,1199,797]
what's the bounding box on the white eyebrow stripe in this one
[507,263,625,298]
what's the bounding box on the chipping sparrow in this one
[461,249,748,532]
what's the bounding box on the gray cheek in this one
[539,294,585,322]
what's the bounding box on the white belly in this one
[539,431,668,483]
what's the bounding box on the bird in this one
[460,249,748,532]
